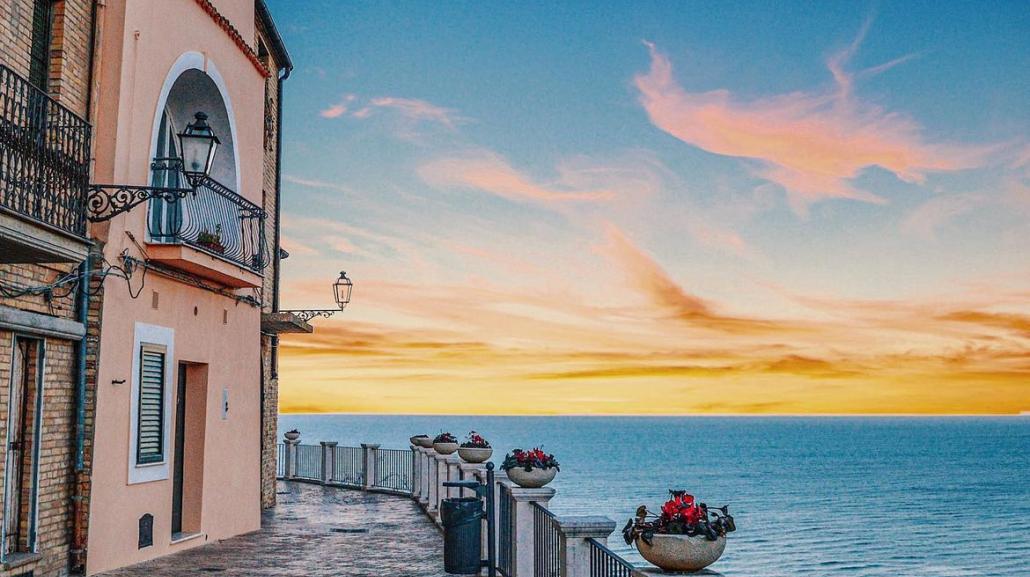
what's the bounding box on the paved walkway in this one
[99,481,451,577]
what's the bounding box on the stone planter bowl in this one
[283,431,300,442]
[505,466,557,488]
[458,447,493,463]
[635,534,726,572]
[414,437,434,448]
[433,442,459,454]
[410,435,429,447]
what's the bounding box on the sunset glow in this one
[271,2,1029,415]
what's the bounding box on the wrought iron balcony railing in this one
[148,171,267,272]
[0,64,91,237]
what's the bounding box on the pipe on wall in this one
[72,2,101,572]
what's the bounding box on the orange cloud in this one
[602,224,801,333]
[634,40,989,213]
[419,150,616,203]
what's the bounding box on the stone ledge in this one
[0,304,86,340]
[557,515,617,538]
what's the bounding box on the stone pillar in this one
[284,439,299,479]
[508,481,556,577]
[411,446,421,500]
[433,451,451,516]
[320,441,337,485]
[460,462,489,565]
[488,469,508,566]
[446,455,462,498]
[426,449,440,515]
[361,443,380,490]
[459,462,487,498]
[419,448,432,506]
[557,517,617,577]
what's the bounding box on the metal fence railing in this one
[373,448,413,492]
[147,171,267,272]
[331,445,364,487]
[533,502,561,577]
[587,538,635,577]
[276,443,286,478]
[0,63,91,237]
[497,482,515,576]
[294,444,322,480]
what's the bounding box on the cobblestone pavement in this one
[99,481,451,577]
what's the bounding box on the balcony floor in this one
[96,481,451,577]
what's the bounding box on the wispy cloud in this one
[320,94,465,128]
[368,97,463,128]
[634,32,990,213]
[419,149,616,204]
[901,193,985,240]
[319,93,357,118]
[601,224,799,333]
[284,175,357,195]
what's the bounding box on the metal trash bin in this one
[441,496,483,574]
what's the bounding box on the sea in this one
[278,415,1029,577]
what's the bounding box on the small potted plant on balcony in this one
[283,429,301,442]
[622,490,736,572]
[432,432,459,454]
[197,224,225,254]
[410,434,431,448]
[501,448,559,488]
[457,431,492,463]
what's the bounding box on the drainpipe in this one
[270,63,290,376]
[72,2,101,572]
[71,252,91,572]
[262,61,292,504]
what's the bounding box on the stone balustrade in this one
[278,433,634,576]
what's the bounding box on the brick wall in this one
[0,0,36,80]
[0,0,92,117]
[0,333,78,577]
[0,1,96,575]
[255,17,283,511]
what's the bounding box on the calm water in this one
[279,415,1029,576]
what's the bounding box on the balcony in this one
[146,173,267,288]
[0,64,91,263]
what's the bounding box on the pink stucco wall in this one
[86,1,268,574]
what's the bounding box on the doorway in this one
[3,336,44,560]
[171,363,187,535]
[171,362,206,539]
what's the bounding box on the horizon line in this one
[279,411,1029,418]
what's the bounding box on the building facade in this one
[0,1,98,576]
[1,1,295,575]
[84,0,292,574]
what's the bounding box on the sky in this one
[266,1,1029,415]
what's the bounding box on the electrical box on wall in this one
[221,387,229,420]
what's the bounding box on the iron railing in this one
[276,443,286,478]
[294,444,322,480]
[533,502,561,577]
[587,538,635,577]
[148,165,267,272]
[497,482,515,576]
[373,448,413,493]
[331,445,364,486]
[0,64,91,237]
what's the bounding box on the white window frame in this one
[129,323,175,484]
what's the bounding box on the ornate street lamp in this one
[88,110,218,221]
[333,271,353,310]
[178,112,220,188]
[283,271,354,322]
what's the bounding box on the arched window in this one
[148,109,183,240]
